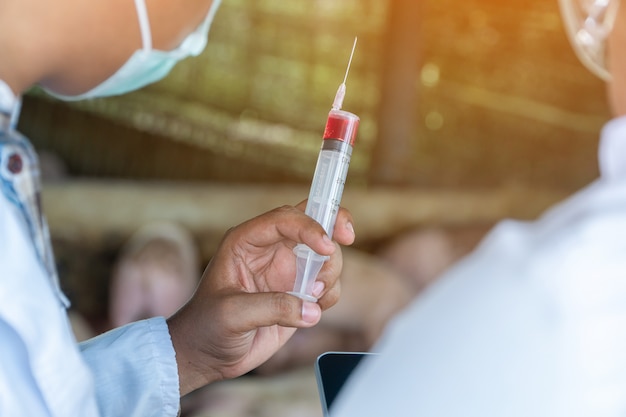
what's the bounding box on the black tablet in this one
[314,351,378,417]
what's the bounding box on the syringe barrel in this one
[289,109,359,301]
[305,109,360,238]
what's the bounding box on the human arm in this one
[79,318,180,417]
[167,203,355,395]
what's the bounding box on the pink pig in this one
[109,222,199,328]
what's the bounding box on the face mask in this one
[45,0,221,101]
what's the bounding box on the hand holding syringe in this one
[289,38,360,302]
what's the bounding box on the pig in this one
[109,222,199,328]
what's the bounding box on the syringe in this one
[289,37,360,302]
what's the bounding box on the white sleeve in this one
[79,317,181,417]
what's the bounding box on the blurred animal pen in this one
[19,0,610,189]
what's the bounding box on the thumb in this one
[228,292,322,332]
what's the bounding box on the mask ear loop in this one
[10,98,21,130]
[178,0,223,56]
[0,81,20,129]
[198,0,222,35]
[133,0,153,51]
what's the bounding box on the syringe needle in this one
[332,36,358,111]
[343,36,358,85]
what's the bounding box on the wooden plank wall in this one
[17,0,611,190]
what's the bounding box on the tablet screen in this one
[315,351,377,416]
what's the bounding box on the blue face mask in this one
[46,0,221,101]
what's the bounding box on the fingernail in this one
[322,234,334,247]
[346,222,355,237]
[302,302,320,323]
[312,281,325,298]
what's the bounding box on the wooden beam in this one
[368,0,423,185]
[42,180,568,257]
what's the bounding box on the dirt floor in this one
[181,367,324,417]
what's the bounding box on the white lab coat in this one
[333,116,626,417]
[1,81,180,417]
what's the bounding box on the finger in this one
[313,242,343,311]
[228,206,336,256]
[332,207,355,246]
[295,199,308,211]
[225,292,322,332]
[319,278,341,311]
[296,200,355,245]
[296,200,355,246]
